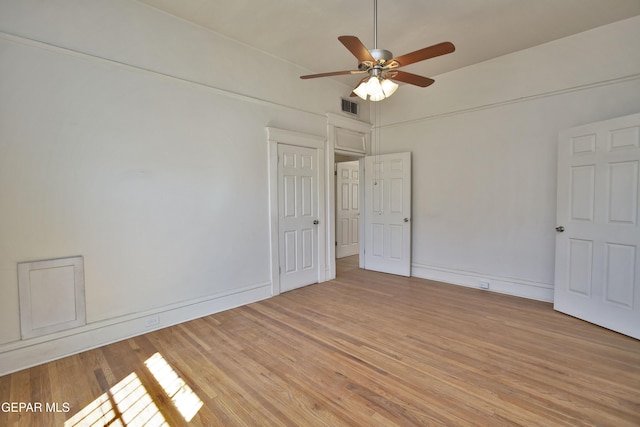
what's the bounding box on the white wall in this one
[377,16,640,300]
[2,0,638,374]
[0,0,355,374]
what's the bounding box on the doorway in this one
[266,127,326,296]
[333,152,413,278]
[335,154,361,272]
[327,113,371,279]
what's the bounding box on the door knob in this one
[555,226,565,232]
[313,220,319,225]
[404,218,410,223]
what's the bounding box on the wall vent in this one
[341,98,359,116]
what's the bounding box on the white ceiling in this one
[138,0,640,88]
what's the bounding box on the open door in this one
[362,152,411,276]
[554,113,640,339]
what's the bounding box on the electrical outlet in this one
[145,315,160,327]
[479,281,490,290]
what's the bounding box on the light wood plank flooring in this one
[1,256,639,426]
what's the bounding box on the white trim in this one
[359,159,366,270]
[326,113,374,135]
[0,32,326,120]
[411,263,554,302]
[266,127,325,149]
[379,73,640,130]
[266,127,327,295]
[0,282,271,376]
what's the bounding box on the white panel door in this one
[363,152,411,276]
[278,144,319,292]
[554,113,640,339]
[336,161,360,258]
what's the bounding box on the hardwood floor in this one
[1,256,639,426]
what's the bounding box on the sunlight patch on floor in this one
[65,352,202,426]
[64,372,168,426]
[145,352,203,422]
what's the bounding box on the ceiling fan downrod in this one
[370,0,392,66]
[373,0,378,50]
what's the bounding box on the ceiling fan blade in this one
[391,42,455,67]
[300,70,364,79]
[389,71,435,88]
[338,35,375,62]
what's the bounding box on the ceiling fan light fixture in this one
[369,91,386,102]
[366,76,384,97]
[381,78,398,97]
[353,79,370,100]
[353,75,398,101]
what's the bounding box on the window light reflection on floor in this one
[64,372,168,427]
[65,352,202,426]
[144,352,203,423]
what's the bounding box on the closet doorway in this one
[335,156,361,264]
[327,113,371,279]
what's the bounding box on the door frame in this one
[267,115,372,292]
[326,113,372,279]
[266,127,326,296]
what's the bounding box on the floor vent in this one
[341,98,359,116]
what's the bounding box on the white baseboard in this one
[0,282,272,376]
[411,263,554,302]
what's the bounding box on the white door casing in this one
[266,128,325,296]
[554,113,640,339]
[336,161,360,258]
[363,152,412,276]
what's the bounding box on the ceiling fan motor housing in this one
[370,48,393,62]
[358,48,395,73]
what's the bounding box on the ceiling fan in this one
[300,0,455,101]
